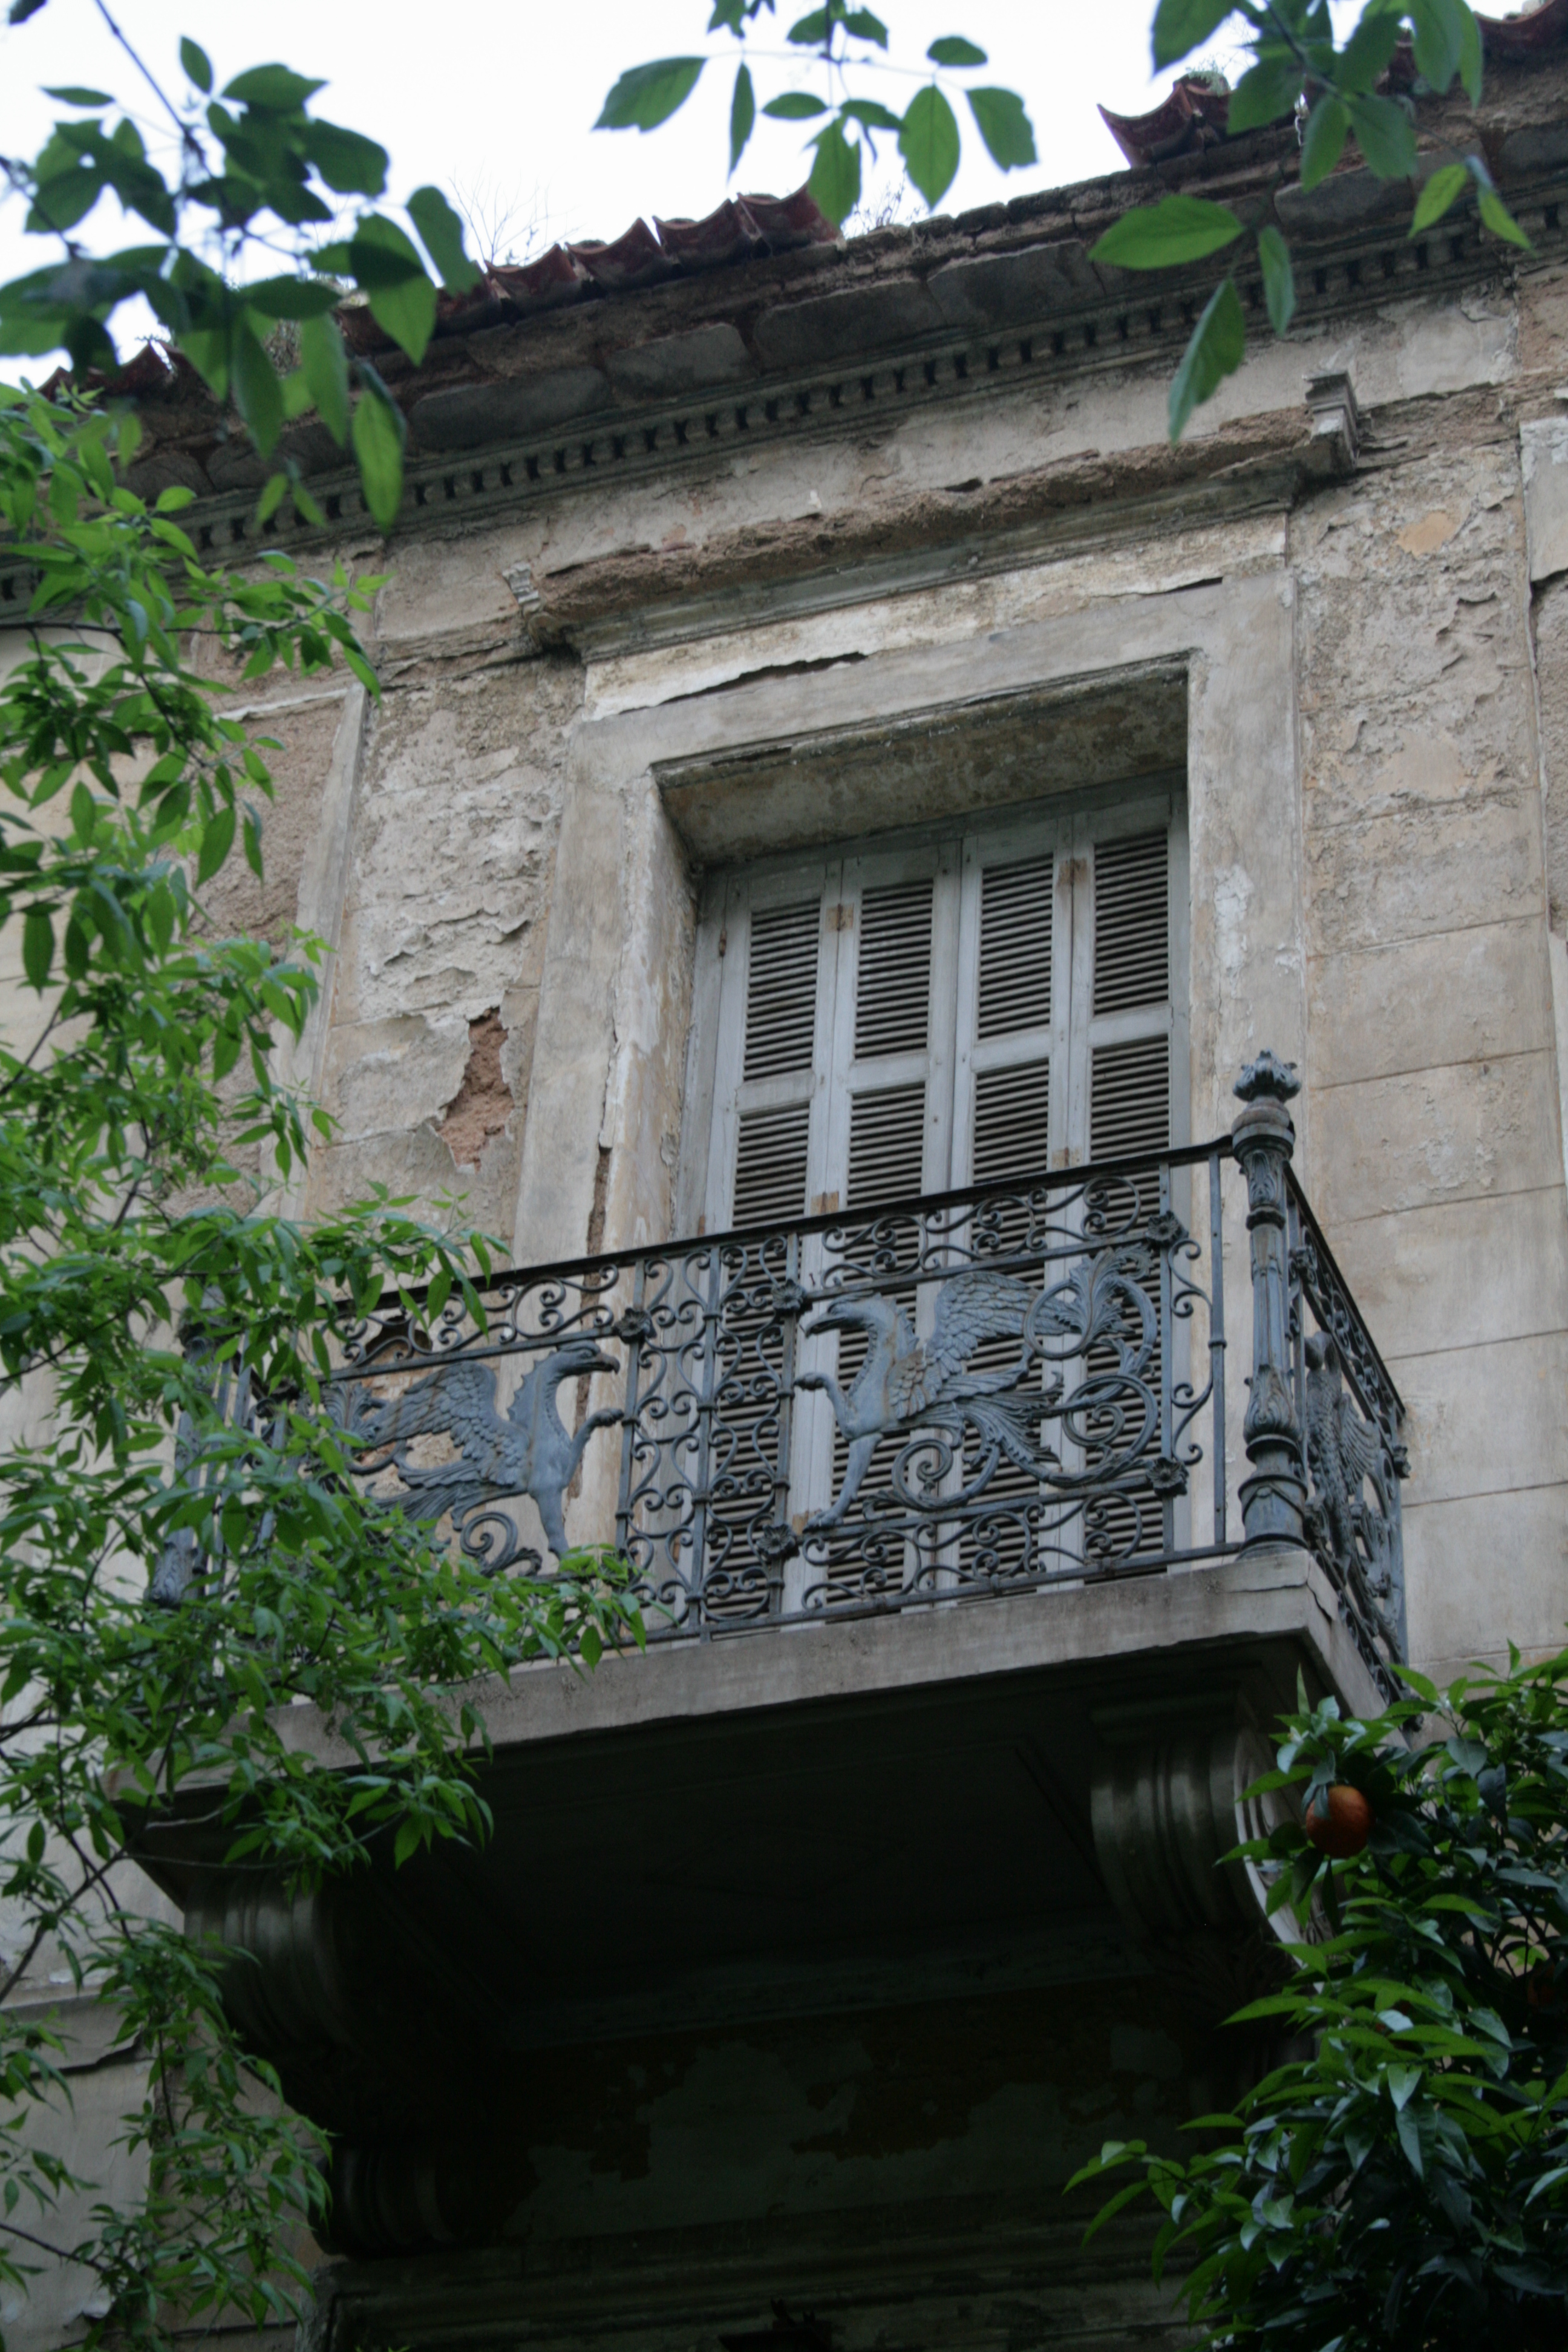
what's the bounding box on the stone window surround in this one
[511,565,1305,1278]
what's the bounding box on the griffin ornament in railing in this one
[786,1181,1211,1613]
[795,1250,1174,1540]
[331,1334,623,1572]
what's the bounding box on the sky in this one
[0,0,1264,361]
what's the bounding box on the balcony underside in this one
[141,1547,1381,2147]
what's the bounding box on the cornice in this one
[2,167,1566,626]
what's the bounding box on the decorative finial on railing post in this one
[1232,1052,1309,1549]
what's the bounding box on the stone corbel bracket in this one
[1305,368,1363,477]
[502,558,552,653]
[1090,1697,1304,2026]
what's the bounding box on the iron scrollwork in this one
[263,1107,1401,1677]
[1288,1206,1409,1687]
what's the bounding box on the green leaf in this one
[899,84,961,209]
[44,87,113,106]
[927,36,987,66]
[764,93,830,119]
[147,877,175,953]
[1226,55,1302,134]
[596,58,705,132]
[350,216,437,365]
[407,186,482,292]
[300,312,350,445]
[351,379,406,529]
[1168,273,1246,440]
[1257,223,1295,334]
[1300,94,1349,191]
[808,117,861,225]
[256,471,287,526]
[8,0,52,22]
[180,37,213,94]
[196,804,236,886]
[1151,0,1237,72]
[1479,185,1532,249]
[843,9,889,44]
[1408,0,1474,93]
[967,88,1036,171]
[788,7,831,40]
[1346,94,1417,180]
[1458,0,1485,103]
[1394,2097,1426,2178]
[1412,161,1469,234]
[840,98,903,131]
[304,120,389,199]
[1338,7,1403,96]
[28,160,104,235]
[22,907,53,992]
[221,64,324,111]
[730,61,756,174]
[231,325,284,459]
[241,276,342,321]
[1090,194,1244,270]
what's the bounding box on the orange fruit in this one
[1304,1784,1374,1858]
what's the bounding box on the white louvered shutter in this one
[705,866,839,1230]
[1080,816,1178,1562]
[805,846,961,1555]
[951,820,1072,1187]
[698,808,1180,1221]
[1085,822,1175,1165]
[819,841,959,1210]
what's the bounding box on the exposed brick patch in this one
[437,1008,511,1166]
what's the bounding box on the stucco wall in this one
[219,260,1568,1684]
[302,644,584,1243]
[1294,426,1568,1682]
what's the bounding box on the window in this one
[682,791,1187,1232]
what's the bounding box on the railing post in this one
[1232,1051,1309,1549]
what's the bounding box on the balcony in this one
[146,1054,1409,2269]
[324,1051,1406,1693]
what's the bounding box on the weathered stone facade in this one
[11,33,1568,2352]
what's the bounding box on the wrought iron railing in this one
[312,1053,1406,1685]
[1289,1174,1409,1680]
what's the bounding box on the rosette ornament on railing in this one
[299,1056,1405,1678]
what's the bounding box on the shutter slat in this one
[1093,834,1168,1015]
[978,855,1053,1039]
[734,1102,811,1224]
[743,900,822,1079]
[846,1082,926,1207]
[1089,1036,1170,1161]
[973,1057,1051,1186]
[854,880,933,1060]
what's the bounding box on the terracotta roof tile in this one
[1103,6,1568,169]
[569,216,676,292]
[1099,74,1236,169]
[419,185,837,345]
[1480,0,1568,56]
